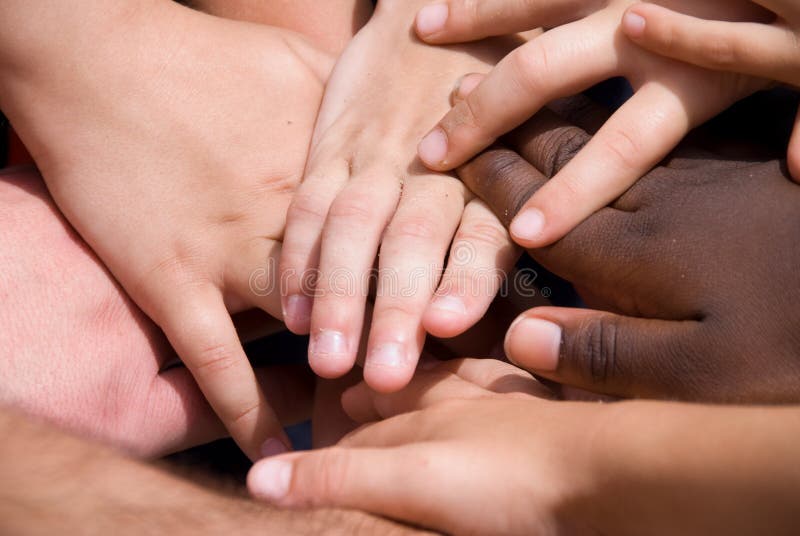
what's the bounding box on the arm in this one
[0,405,424,536]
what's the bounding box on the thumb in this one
[503,307,708,400]
[248,444,449,528]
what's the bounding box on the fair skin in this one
[412,0,768,249]
[620,0,800,180]
[0,0,333,460]
[280,0,523,393]
[0,406,428,536]
[248,358,800,536]
[0,166,313,457]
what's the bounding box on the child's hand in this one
[0,3,333,460]
[413,0,768,248]
[621,0,800,180]
[279,1,521,393]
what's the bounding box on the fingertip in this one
[363,353,416,394]
[308,329,355,378]
[509,207,547,247]
[418,127,450,170]
[423,295,471,338]
[248,456,294,504]
[415,3,449,42]
[283,294,312,334]
[621,9,647,39]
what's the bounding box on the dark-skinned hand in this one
[457,95,800,403]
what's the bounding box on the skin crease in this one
[413,0,769,250]
[0,0,338,460]
[279,0,522,394]
[455,94,800,402]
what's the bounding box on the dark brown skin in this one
[457,96,800,403]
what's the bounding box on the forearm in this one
[586,402,800,535]
[0,406,422,535]
[188,0,373,54]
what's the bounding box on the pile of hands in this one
[2,0,800,532]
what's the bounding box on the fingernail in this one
[510,208,545,244]
[284,294,312,325]
[418,128,448,167]
[622,12,646,37]
[504,317,561,371]
[416,3,449,37]
[249,459,293,502]
[260,437,290,459]
[430,295,467,316]
[451,73,482,104]
[309,330,348,360]
[367,342,408,369]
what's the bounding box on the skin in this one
[0,405,429,536]
[0,0,333,460]
[449,95,800,402]
[248,358,800,535]
[0,166,314,457]
[412,0,768,249]
[279,0,522,393]
[621,0,800,180]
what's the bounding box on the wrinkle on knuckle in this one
[600,128,643,174]
[288,192,331,224]
[572,316,619,386]
[457,219,510,251]
[191,341,239,377]
[540,126,588,177]
[385,214,440,242]
[512,43,550,97]
[327,194,381,228]
[313,448,352,504]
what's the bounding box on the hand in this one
[247,358,800,535]
[412,0,768,248]
[0,167,314,457]
[279,1,521,392]
[620,0,800,181]
[0,406,430,536]
[457,97,800,402]
[0,2,332,459]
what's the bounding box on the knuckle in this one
[384,213,439,242]
[287,192,331,225]
[457,219,510,251]
[228,400,261,429]
[312,448,353,503]
[570,315,620,385]
[374,300,421,321]
[191,341,239,376]
[511,43,550,96]
[600,128,643,173]
[540,126,589,177]
[326,192,382,228]
[699,33,738,67]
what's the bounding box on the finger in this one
[228,237,283,319]
[508,83,698,248]
[417,17,618,172]
[622,4,800,87]
[343,357,547,422]
[789,108,800,183]
[280,156,351,334]
[308,172,401,379]
[503,306,713,400]
[156,285,289,461]
[363,176,467,393]
[423,199,519,339]
[414,0,597,44]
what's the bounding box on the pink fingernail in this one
[309,330,348,360]
[623,12,646,37]
[416,4,449,37]
[504,317,562,371]
[368,342,408,369]
[249,459,293,502]
[430,295,467,316]
[260,438,290,459]
[284,294,312,326]
[510,208,545,244]
[418,128,449,167]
